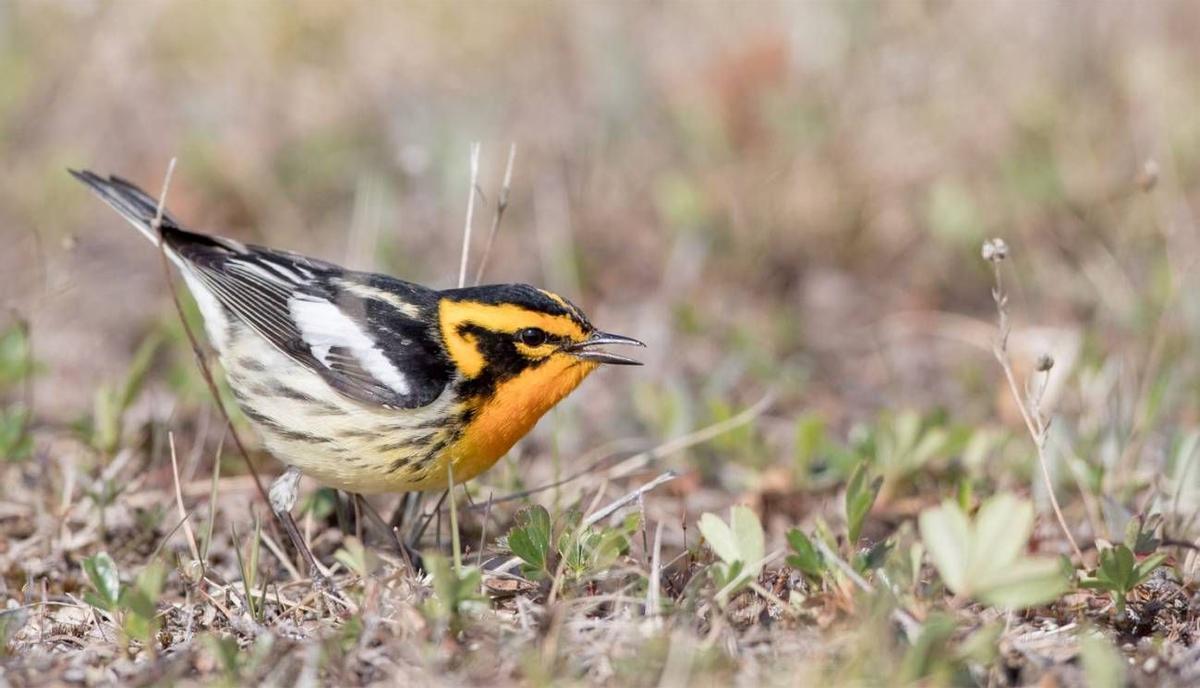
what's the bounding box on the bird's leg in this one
[334,489,355,538]
[355,494,424,574]
[390,491,424,535]
[269,466,333,592]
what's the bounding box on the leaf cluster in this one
[82,552,167,651]
[507,505,634,583]
[918,494,1068,608]
[697,505,765,605]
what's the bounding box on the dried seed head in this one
[981,238,1009,263]
[1036,354,1054,372]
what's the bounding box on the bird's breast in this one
[450,357,599,482]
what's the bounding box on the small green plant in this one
[919,493,1068,608]
[559,513,634,579]
[697,505,765,605]
[506,505,634,582]
[873,411,955,487]
[205,632,275,687]
[785,528,826,582]
[845,461,882,544]
[508,505,553,579]
[0,405,32,462]
[1124,513,1163,555]
[1079,544,1167,615]
[422,553,485,635]
[82,552,167,653]
[426,469,486,635]
[88,332,161,454]
[0,322,36,388]
[0,321,36,464]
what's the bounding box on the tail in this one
[70,169,246,274]
[69,169,187,246]
[71,169,244,348]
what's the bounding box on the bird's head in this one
[437,284,643,389]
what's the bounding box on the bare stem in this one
[168,432,201,564]
[473,143,517,286]
[457,142,482,288]
[986,250,1084,564]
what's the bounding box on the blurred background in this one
[2,0,1200,517]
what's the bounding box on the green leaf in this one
[0,405,32,462]
[975,557,1069,608]
[918,494,1067,609]
[969,493,1032,577]
[698,512,738,566]
[730,506,765,577]
[507,506,552,578]
[82,552,120,610]
[1132,552,1167,583]
[918,500,971,594]
[699,506,765,603]
[125,561,166,621]
[793,414,826,480]
[845,462,881,543]
[424,553,484,628]
[0,324,37,389]
[785,528,825,578]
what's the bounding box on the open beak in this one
[566,331,645,366]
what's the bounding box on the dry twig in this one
[983,238,1084,564]
[473,143,517,286]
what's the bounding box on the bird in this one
[71,169,644,586]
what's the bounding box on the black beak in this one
[567,331,645,365]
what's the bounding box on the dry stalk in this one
[983,238,1084,564]
[168,432,201,564]
[473,142,518,286]
[457,142,482,288]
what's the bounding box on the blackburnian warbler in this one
[72,169,643,584]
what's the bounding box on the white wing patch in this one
[289,296,412,396]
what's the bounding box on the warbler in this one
[71,169,643,578]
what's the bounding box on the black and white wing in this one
[71,170,453,410]
[179,240,455,409]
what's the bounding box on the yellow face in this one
[435,286,643,479]
[438,296,587,376]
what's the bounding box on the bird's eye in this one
[516,327,548,347]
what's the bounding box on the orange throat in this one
[451,357,599,481]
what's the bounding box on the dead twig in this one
[582,471,677,528]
